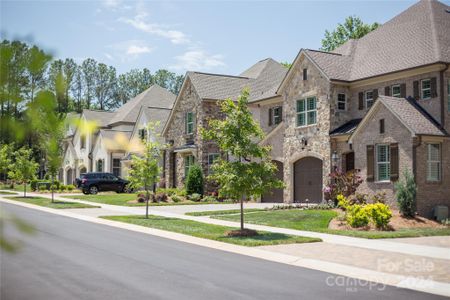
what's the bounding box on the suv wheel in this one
[89,185,98,195]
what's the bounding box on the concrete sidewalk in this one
[2,190,449,261]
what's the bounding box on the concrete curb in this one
[1,197,450,297]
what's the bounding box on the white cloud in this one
[126,45,152,55]
[170,49,226,72]
[101,0,132,11]
[120,12,190,45]
[106,40,154,62]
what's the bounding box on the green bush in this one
[395,169,417,217]
[59,185,67,191]
[30,179,39,191]
[202,195,217,202]
[66,184,75,191]
[189,193,202,202]
[366,202,392,229]
[50,184,58,191]
[186,164,204,195]
[171,195,181,203]
[38,185,47,192]
[346,204,370,228]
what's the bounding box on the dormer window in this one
[303,68,308,80]
[421,79,431,99]
[391,85,401,98]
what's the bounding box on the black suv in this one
[77,172,131,195]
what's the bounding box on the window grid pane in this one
[422,79,431,99]
[337,94,346,110]
[392,85,401,97]
[376,145,390,181]
[427,144,441,181]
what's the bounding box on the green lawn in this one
[4,196,99,209]
[0,184,31,192]
[62,193,233,207]
[102,215,321,247]
[208,209,450,239]
[186,208,264,216]
[0,191,18,195]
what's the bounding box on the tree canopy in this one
[321,16,379,52]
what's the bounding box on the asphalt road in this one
[0,203,443,300]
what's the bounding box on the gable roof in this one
[82,109,116,128]
[187,58,287,102]
[330,119,362,136]
[283,0,450,84]
[98,129,133,151]
[108,84,176,126]
[350,95,447,142]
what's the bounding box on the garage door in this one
[261,160,284,203]
[294,157,323,203]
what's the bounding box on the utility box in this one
[433,205,448,222]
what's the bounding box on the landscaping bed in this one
[4,196,99,209]
[102,215,321,246]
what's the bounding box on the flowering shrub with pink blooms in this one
[324,169,363,204]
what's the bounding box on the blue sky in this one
[2,0,445,76]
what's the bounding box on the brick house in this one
[162,59,287,191]
[273,0,450,216]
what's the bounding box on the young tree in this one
[127,122,164,218]
[202,89,283,234]
[8,147,38,197]
[321,16,379,52]
[28,90,65,202]
[0,143,12,181]
[186,163,204,196]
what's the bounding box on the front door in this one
[345,152,355,172]
[294,157,323,203]
[261,160,284,203]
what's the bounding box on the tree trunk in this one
[145,184,149,219]
[24,181,26,198]
[51,174,55,203]
[240,197,244,231]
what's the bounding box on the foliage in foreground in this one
[395,169,417,217]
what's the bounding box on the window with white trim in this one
[296,97,317,127]
[421,79,431,100]
[97,159,103,172]
[80,134,86,149]
[184,155,195,177]
[337,93,346,111]
[112,158,121,177]
[427,144,441,181]
[376,144,390,181]
[185,112,194,134]
[365,91,374,109]
[392,85,401,98]
[208,153,220,173]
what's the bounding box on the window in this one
[139,128,147,141]
[376,144,390,181]
[296,97,317,127]
[337,93,346,111]
[112,158,121,177]
[272,106,282,125]
[184,155,195,177]
[97,159,103,172]
[185,112,194,135]
[379,119,385,134]
[208,153,220,173]
[392,85,401,98]
[427,144,441,181]
[80,135,86,149]
[303,68,308,80]
[421,79,431,99]
[365,91,374,109]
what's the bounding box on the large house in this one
[162,0,450,217]
[60,85,176,185]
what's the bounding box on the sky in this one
[2,0,446,76]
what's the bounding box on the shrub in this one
[38,185,47,192]
[171,195,181,203]
[186,164,204,196]
[346,204,370,228]
[59,185,67,191]
[30,179,39,191]
[155,192,168,202]
[202,195,217,202]
[189,193,202,202]
[366,202,392,229]
[350,193,368,205]
[324,169,363,203]
[337,194,350,210]
[50,184,58,191]
[66,184,75,191]
[370,192,387,204]
[395,169,417,217]
[137,193,147,203]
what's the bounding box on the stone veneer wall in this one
[351,104,414,208]
[282,55,332,203]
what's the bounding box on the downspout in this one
[412,136,422,180]
[439,63,450,129]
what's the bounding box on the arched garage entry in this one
[261,160,283,203]
[294,157,323,203]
